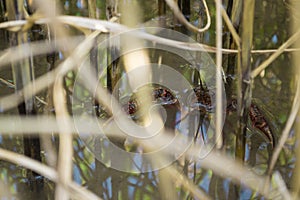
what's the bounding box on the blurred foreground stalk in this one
[292,0,300,198]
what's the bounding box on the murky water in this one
[0,0,295,199]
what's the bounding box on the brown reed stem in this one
[236,0,255,162]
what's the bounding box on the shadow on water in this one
[0,0,295,199]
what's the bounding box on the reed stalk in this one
[215,0,223,149]
[222,0,242,101]
[291,1,300,198]
[236,0,255,162]
[158,0,166,16]
[88,0,97,19]
[158,0,166,27]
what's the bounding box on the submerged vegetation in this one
[0,0,299,199]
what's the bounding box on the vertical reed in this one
[223,0,242,101]
[292,0,300,198]
[236,0,255,161]
[88,0,97,18]
[215,0,223,149]
[158,0,166,27]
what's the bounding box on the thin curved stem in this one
[165,0,211,32]
[251,28,300,78]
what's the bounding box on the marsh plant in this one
[0,0,299,199]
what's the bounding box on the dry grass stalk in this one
[215,0,223,149]
[165,0,211,32]
[268,81,300,175]
[251,28,300,78]
[1,17,300,56]
[220,6,240,48]
[53,77,73,200]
